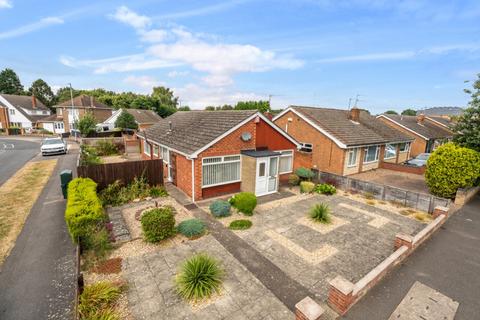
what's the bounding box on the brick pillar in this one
[328,276,355,315]
[295,297,324,320]
[432,206,449,219]
[394,233,413,250]
[358,148,365,173]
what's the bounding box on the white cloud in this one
[168,70,189,78]
[124,75,164,90]
[109,6,151,30]
[139,29,168,43]
[154,0,251,20]
[0,0,12,9]
[0,16,64,40]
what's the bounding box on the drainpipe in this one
[191,158,195,203]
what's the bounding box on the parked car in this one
[405,153,430,167]
[41,137,68,156]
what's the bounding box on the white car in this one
[41,137,68,156]
[406,153,430,167]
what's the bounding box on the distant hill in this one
[416,107,464,116]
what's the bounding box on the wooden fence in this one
[77,159,163,189]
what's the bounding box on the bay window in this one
[399,142,410,152]
[384,144,396,159]
[363,146,379,163]
[279,150,293,173]
[347,148,357,167]
[202,155,241,187]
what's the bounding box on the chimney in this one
[417,114,425,125]
[349,107,360,122]
[32,95,37,109]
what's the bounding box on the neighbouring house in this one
[36,113,66,134]
[377,114,454,157]
[97,108,162,131]
[40,95,113,134]
[0,94,51,132]
[273,106,414,176]
[137,110,311,201]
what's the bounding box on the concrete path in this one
[0,148,78,320]
[345,195,480,320]
[0,138,41,186]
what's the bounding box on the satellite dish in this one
[241,132,252,142]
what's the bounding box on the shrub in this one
[230,192,257,216]
[425,143,480,198]
[99,180,124,206]
[79,281,122,320]
[95,139,119,156]
[310,203,331,224]
[149,185,168,197]
[229,219,252,230]
[295,167,315,180]
[288,174,300,186]
[300,181,315,193]
[128,175,150,199]
[177,219,205,238]
[176,254,223,301]
[209,200,231,218]
[364,192,375,200]
[65,178,106,243]
[81,226,112,259]
[314,183,337,195]
[141,207,175,243]
[79,145,102,166]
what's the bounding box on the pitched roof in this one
[416,106,464,116]
[37,114,63,122]
[0,94,50,123]
[125,108,162,124]
[286,106,413,147]
[380,114,453,139]
[426,116,453,128]
[57,94,112,109]
[139,110,258,155]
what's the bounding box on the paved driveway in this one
[351,168,429,194]
[0,138,41,186]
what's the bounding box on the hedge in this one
[65,178,106,243]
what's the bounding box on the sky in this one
[0,0,479,113]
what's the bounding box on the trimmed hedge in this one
[65,178,106,243]
[229,192,257,216]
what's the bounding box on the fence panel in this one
[77,159,163,189]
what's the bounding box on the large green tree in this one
[115,109,138,130]
[0,68,24,94]
[401,108,417,116]
[28,79,55,109]
[453,74,480,152]
[76,113,97,136]
[235,101,271,113]
[385,110,398,115]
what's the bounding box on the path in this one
[345,195,480,320]
[0,138,41,186]
[0,145,78,320]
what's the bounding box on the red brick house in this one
[137,110,310,201]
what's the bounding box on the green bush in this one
[95,139,119,156]
[230,192,257,216]
[314,183,337,195]
[177,219,205,238]
[209,200,231,218]
[81,226,112,259]
[300,181,315,193]
[149,185,168,197]
[176,254,223,301]
[425,143,480,198]
[99,180,124,206]
[79,145,102,166]
[310,203,331,224]
[99,178,165,206]
[229,219,252,230]
[288,174,300,186]
[65,178,106,243]
[141,207,175,243]
[295,167,315,180]
[79,281,122,320]
[128,175,150,199]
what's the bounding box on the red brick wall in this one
[202,182,241,198]
[256,119,296,150]
[175,153,193,197]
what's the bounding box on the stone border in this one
[454,186,480,206]
[327,206,449,315]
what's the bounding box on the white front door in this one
[255,156,279,196]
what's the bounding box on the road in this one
[0,140,78,320]
[345,195,480,320]
[0,138,41,186]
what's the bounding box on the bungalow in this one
[0,94,51,132]
[97,108,162,131]
[273,106,414,176]
[137,110,310,201]
[377,114,453,157]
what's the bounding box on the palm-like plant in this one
[310,203,331,224]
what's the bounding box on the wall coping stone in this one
[295,297,324,320]
[329,276,354,295]
[396,233,413,243]
[412,215,445,245]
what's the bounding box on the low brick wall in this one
[327,206,449,315]
[380,161,426,175]
[454,186,480,206]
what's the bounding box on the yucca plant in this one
[310,203,331,224]
[176,254,223,301]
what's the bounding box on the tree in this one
[56,86,79,104]
[115,109,138,130]
[178,106,191,111]
[453,74,480,152]
[401,108,417,116]
[28,79,55,109]
[235,101,271,113]
[220,104,233,110]
[0,68,24,94]
[385,110,398,115]
[76,113,97,136]
[205,106,215,111]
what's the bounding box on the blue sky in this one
[1,0,479,113]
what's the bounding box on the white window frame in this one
[399,142,410,152]
[202,154,241,187]
[363,145,380,164]
[300,142,313,152]
[153,144,159,157]
[9,109,15,115]
[347,148,358,167]
[143,140,151,156]
[384,144,397,159]
[278,150,294,174]
[161,146,170,164]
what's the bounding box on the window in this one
[54,122,64,130]
[399,142,410,152]
[161,146,169,164]
[279,150,293,173]
[363,146,380,163]
[143,140,151,155]
[347,148,357,167]
[384,144,396,159]
[9,109,15,115]
[300,142,313,152]
[202,155,241,187]
[153,145,159,157]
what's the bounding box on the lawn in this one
[0,159,57,265]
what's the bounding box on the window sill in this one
[346,164,357,168]
[384,156,396,160]
[202,180,242,188]
[363,160,379,164]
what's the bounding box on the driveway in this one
[351,168,429,194]
[345,196,480,320]
[0,138,41,186]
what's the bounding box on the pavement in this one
[0,137,41,186]
[0,141,78,320]
[345,195,480,320]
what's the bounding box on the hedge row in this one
[65,178,106,243]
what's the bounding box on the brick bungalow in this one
[376,114,453,157]
[273,106,414,176]
[137,110,311,201]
